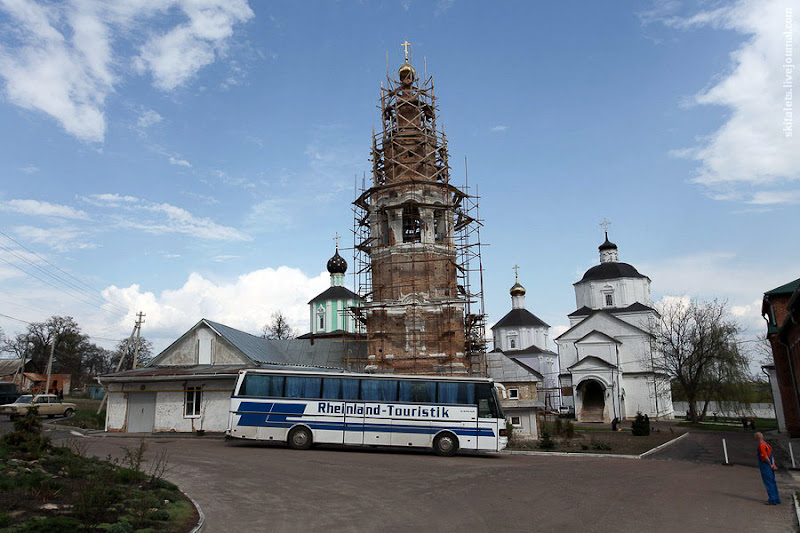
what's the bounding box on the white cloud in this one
[1,199,89,220]
[82,193,140,207]
[656,1,800,202]
[747,190,800,205]
[490,125,508,132]
[124,202,251,242]
[102,267,330,352]
[169,156,192,168]
[13,225,96,252]
[133,1,254,90]
[136,108,163,129]
[19,165,39,174]
[0,1,253,143]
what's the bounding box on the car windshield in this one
[14,396,33,404]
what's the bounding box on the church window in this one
[317,307,325,331]
[508,388,519,400]
[380,211,389,245]
[433,210,444,243]
[605,294,614,307]
[509,338,516,349]
[402,205,421,243]
[510,416,522,427]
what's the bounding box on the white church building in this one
[556,234,673,422]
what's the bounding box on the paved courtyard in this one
[66,434,795,533]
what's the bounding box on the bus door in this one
[477,384,502,450]
[343,402,364,445]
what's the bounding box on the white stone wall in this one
[494,325,548,352]
[574,277,651,310]
[507,408,538,440]
[156,326,248,366]
[104,378,236,433]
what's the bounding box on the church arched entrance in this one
[579,380,605,422]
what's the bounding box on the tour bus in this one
[226,368,507,456]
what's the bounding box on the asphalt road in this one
[68,436,795,533]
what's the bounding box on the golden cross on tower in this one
[599,218,612,233]
[512,264,520,281]
[333,233,341,249]
[401,40,412,60]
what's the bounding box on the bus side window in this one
[241,375,285,397]
[399,381,435,403]
[438,382,475,405]
[361,380,398,402]
[286,376,322,399]
[322,378,359,400]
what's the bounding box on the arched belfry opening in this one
[579,380,606,422]
[351,43,487,375]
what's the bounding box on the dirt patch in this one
[509,429,687,456]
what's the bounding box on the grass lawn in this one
[1,410,197,532]
[509,428,685,456]
[676,417,778,432]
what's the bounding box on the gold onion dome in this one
[510,281,526,297]
[398,61,415,81]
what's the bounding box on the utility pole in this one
[44,340,55,395]
[132,312,145,369]
[96,318,140,415]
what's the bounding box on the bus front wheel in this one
[288,427,313,450]
[433,433,458,457]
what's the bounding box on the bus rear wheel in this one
[288,426,312,450]
[433,433,458,457]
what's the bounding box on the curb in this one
[639,432,690,458]
[188,494,206,533]
[502,432,690,460]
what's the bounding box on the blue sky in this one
[0,0,797,360]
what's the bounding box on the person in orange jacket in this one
[755,432,781,505]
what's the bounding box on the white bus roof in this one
[239,367,495,384]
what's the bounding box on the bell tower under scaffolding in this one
[351,46,487,375]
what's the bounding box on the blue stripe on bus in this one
[234,402,495,438]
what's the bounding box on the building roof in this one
[0,358,25,377]
[150,319,366,370]
[577,262,648,283]
[764,278,800,296]
[486,351,543,383]
[491,345,557,357]
[555,309,653,341]
[491,308,549,330]
[308,286,361,304]
[568,302,656,317]
[567,355,617,370]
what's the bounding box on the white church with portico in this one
[556,233,673,422]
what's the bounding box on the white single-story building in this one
[99,318,365,433]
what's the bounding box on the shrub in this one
[108,522,134,533]
[589,439,612,451]
[564,421,575,439]
[3,407,51,459]
[538,431,555,450]
[631,411,651,436]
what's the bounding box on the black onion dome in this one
[579,262,646,282]
[598,233,617,251]
[327,249,347,274]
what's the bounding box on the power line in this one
[0,230,131,315]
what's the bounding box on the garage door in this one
[127,392,156,433]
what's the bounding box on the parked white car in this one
[0,394,76,420]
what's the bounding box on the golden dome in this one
[398,61,415,82]
[510,282,526,297]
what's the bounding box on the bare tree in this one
[113,337,155,370]
[650,299,749,423]
[262,312,296,340]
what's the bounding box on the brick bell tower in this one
[354,43,468,375]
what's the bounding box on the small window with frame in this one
[605,293,614,307]
[510,416,522,427]
[185,386,202,417]
[508,388,519,400]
